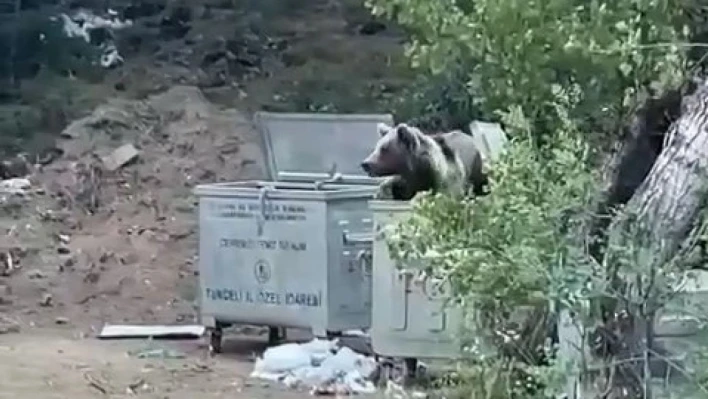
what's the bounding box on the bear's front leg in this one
[375,176,402,200]
[376,175,418,201]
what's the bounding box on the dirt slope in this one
[0,86,265,332]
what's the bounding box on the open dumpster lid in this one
[255,112,394,184]
[469,120,509,163]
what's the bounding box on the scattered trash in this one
[129,346,186,359]
[383,381,430,399]
[339,330,374,356]
[1,251,17,276]
[0,178,30,195]
[84,371,110,394]
[385,380,407,399]
[101,144,139,171]
[250,338,378,395]
[343,329,370,338]
[0,316,20,334]
[126,378,147,394]
[55,9,132,68]
[98,324,206,339]
[57,234,71,244]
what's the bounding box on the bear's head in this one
[360,122,422,177]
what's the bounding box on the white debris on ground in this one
[250,338,378,395]
[0,178,31,195]
[53,8,133,68]
[384,380,429,399]
[342,329,370,338]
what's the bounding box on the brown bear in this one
[360,122,489,201]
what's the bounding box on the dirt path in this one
[0,327,317,399]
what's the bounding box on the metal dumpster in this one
[370,200,464,377]
[194,112,391,353]
[369,121,509,378]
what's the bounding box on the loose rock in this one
[101,144,140,171]
[0,317,20,334]
[39,292,53,307]
[27,269,46,279]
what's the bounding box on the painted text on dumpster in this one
[204,288,322,307]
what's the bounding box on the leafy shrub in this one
[366,0,695,397]
[387,65,482,132]
[366,0,689,145]
[384,86,596,396]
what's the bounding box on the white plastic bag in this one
[251,343,312,375]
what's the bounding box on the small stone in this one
[99,251,114,263]
[101,144,139,171]
[0,285,12,305]
[58,256,75,272]
[0,318,20,334]
[119,253,138,265]
[27,269,46,279]
[55,317,69,325]
[57,246,70,255]
[58,234,70,244]
[39,293,53,307]
[83,271,100,284]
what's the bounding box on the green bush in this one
[385,87,596,397]
[387,65,482,132]
[367,0,696,396]
[367,0,689,145]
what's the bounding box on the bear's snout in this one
[361,161,373,175]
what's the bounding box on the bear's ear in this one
[376,122,391,137]
[396,124,418,150]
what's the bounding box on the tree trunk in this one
[588,87,684,262]
[586,82,708,398]
[610,83,708,261]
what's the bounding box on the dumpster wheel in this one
[375,356,419,387]
[267,327,286,345]
[325,330,342,340]
[209,324,224,355]
[403,357,419,383]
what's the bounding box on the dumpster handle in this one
[313,162,342,190]
[256,186,272,236]
[342,231,374,245]
[355,249,372,277]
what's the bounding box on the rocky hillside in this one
[0,0,416,333]
[0,0,412,157]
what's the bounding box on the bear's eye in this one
[379,145,389,154]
